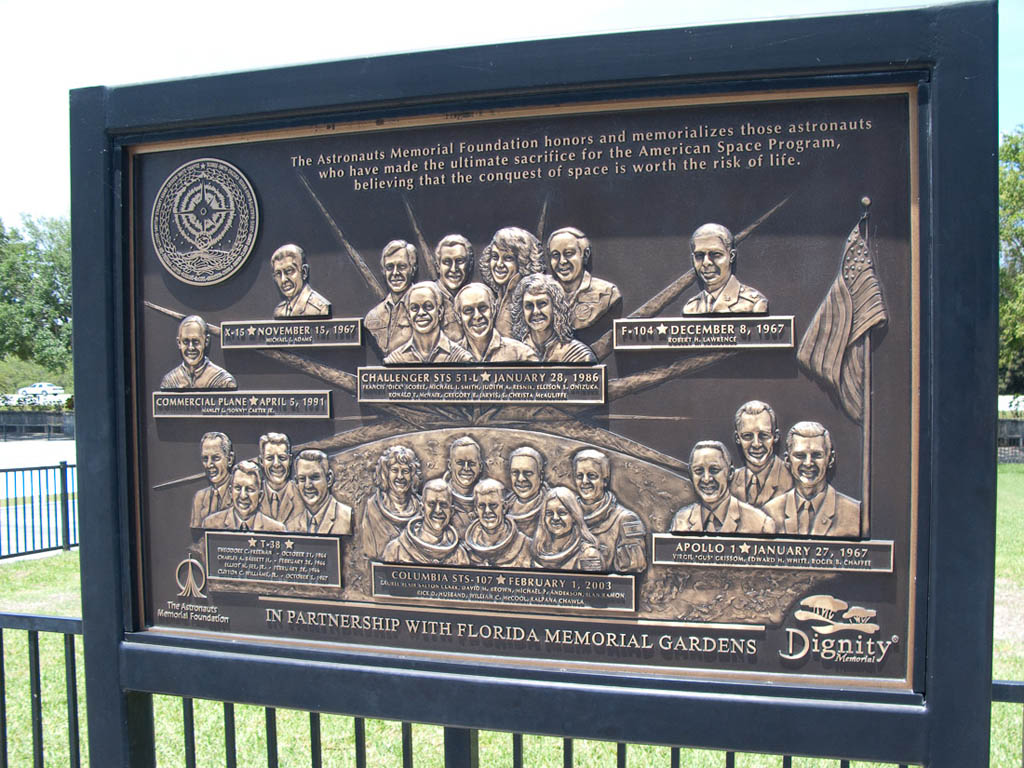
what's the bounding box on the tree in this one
[999,129,1024,393]
[0,216,72,373]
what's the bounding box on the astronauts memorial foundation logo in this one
[779,594,898,664]
[151,158,259,286]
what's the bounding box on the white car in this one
[17,383,65,398]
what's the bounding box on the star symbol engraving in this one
[656,323,669,335]
[479,371,492,382]
[248,537,257,547]
[247,325,257,336]
[284,539,295,550]
[249,395,259,406]
[739,542,751,554]
[495,574,506,584]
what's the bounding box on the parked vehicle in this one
[16,383,65,398]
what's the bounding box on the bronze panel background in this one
[131,86,917,688]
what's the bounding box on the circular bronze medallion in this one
[151,158,259,286]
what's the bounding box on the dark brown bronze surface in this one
[133,85,918,688]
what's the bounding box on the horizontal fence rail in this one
[0,463,78,559]
[0,609,1022,766]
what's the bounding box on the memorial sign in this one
[134,83,918,687]
[72,6,996,765]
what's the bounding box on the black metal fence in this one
[0,610,1020,767]
[0,462,78,559]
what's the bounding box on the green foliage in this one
[999,129,1024,392]
[0,355,72,394]
[0,216,72,374]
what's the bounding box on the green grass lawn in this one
[1,463,1023,767]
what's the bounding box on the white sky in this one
[0,0,1013,227]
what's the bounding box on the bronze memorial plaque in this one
[132,85,918,689]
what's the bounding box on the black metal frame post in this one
[70,4,997,765]
[59,461,71,551]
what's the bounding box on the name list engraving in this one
[221,319,361,349]
[153,390,332,418]
[372,563,635,611]
[205,532,341,586]
[357,366,606,405]
[652,535,894,572]
[614,317,794,350]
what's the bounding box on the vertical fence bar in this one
[354,717,366,768]
[670,746,680,768]
[13,470,20,555]
[783,757,793,768]
[224,702,237,768]
[5,470,11,557]
[73,465,79,545]
[512,732,523,768]
[30,471,38,552]
[27,630,43,768]
[64,633,80,768]
[443,727,478,768]
[265,707,278,768]
[840,761,850,768]
[60,462,71,551]
[310,711,322,768]
[182,698,196,768]
[0,629,7,768]
[562,738,573,768]
[401,721,413,768]
[44,468,52,550]
[725,751,735,768]
[616,742,626,768]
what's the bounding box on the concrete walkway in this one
[0,438,77,469]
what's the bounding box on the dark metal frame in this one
[70,3,997,765]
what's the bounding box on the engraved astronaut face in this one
[522,289,552,333]
[547,232,585,287]
[690,447,732,507]
[407,286,441,334]
[294,458,332,511]
[457,285,494,342]
[691,233,734,294]
[438,244,470,293]
[574,458,607,504]
[176,321,207,367]
[383,250,415,294]
[273,253,306,300]
[736,411,776,472]
[231,470,261,516]
[422,486,453,534]
[259,442,291,491]
[385,460,414,497]
[787,434,831,494]
[474,487,505,533]
[509,455,542,500]
[488,247,518,287]
[200,437,232,487]
[449,444,482,492]
[543,496,572,536]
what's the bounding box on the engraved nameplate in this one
[205,531,341,587]
[371,563,635,611]
[357,366,606,405]
[651,534,894,572]
[153,390,332,418]
[614,316,795,350]
[220,319,361,349]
